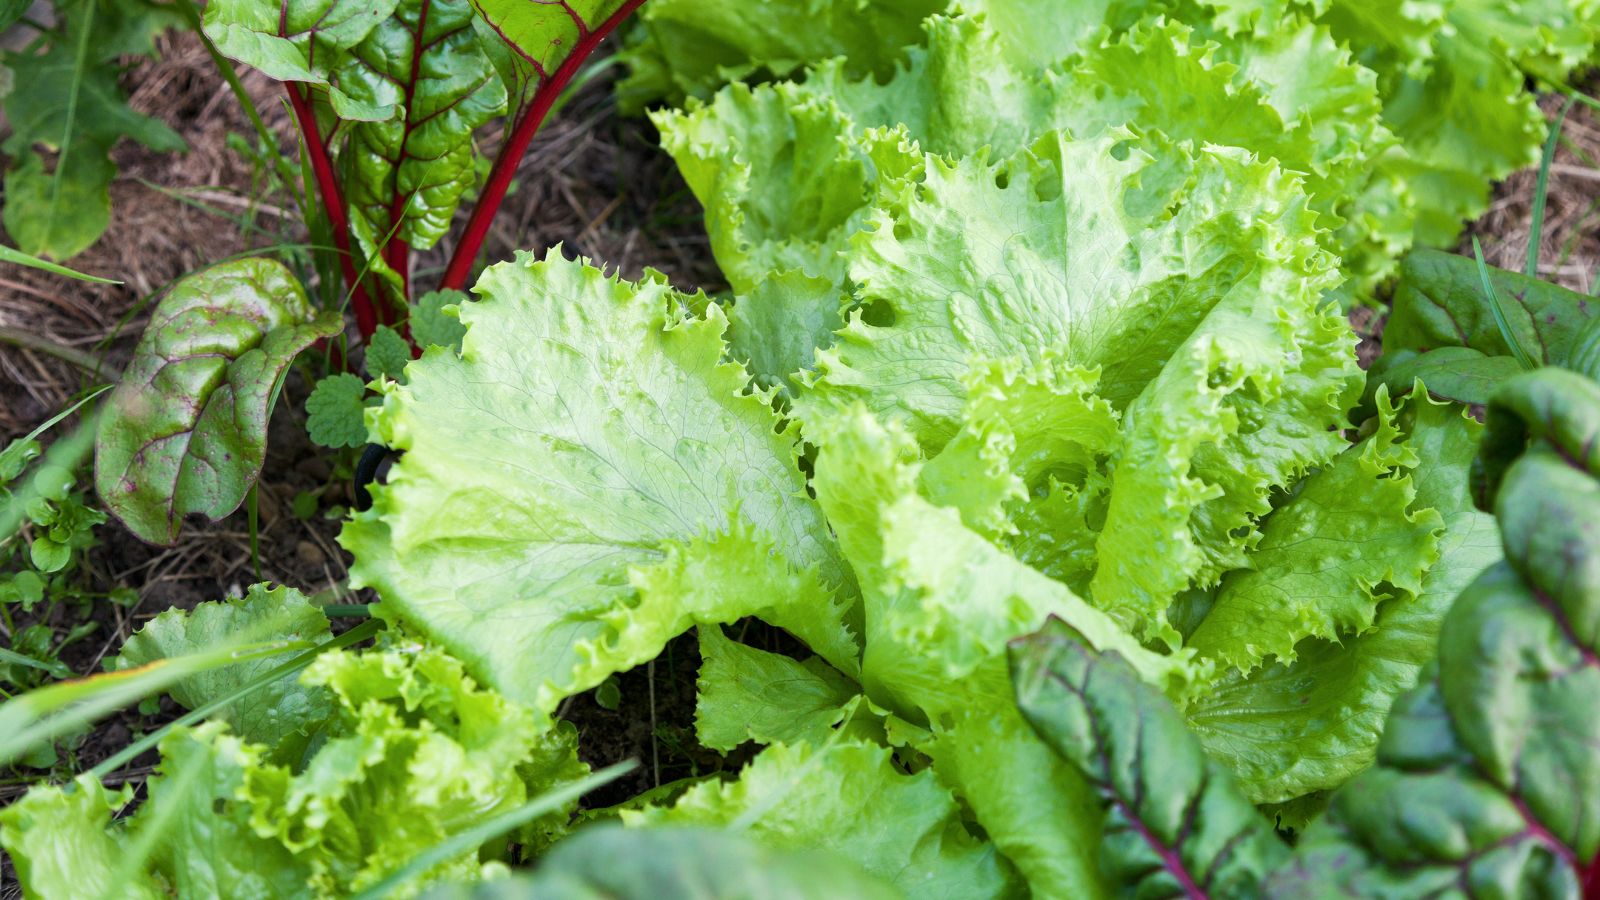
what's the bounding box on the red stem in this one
[439,0,650,291]
[286,83,381,339]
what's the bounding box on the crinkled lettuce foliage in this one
[0,589,587,899]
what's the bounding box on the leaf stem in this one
[439,0,651,290]
[0,326,105,375]
[285,83,381,339]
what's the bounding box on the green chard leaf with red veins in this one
[340,0,507,252]
[1010,619,1291,898]
[341,250,853,716]
[201,0,401,120]
[95,258,340,545]
[1,0,186,260]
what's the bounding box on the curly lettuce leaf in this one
[622,740,1017,897]
[342,251,847,714]
[0,645,585,898]
[1187,397,1498,803]
[1187,389,1443,673]
[116,584,335,766]
[0,778,164,899]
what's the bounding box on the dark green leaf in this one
[305,372,371,449]
[94,258,340,544]
[1362,347,1525,410]
[1386,250,1598,369]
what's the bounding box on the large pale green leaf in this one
[95,258,340,544]
[2,0,185,260]
[0,778,164,899]
[116,584,335,766]
[1187,398,1498,804]
[431,825,905,899]
[342,251,847,714]
[623,740,1017,898]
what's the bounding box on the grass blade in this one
[1528,97,1574,279]
[0,245,121,283]
[349,760,640,900]
[1473,237,1539,371]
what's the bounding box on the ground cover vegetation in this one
[0,0,1598,896]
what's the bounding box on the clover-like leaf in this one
[365,325,411,381]
[306,372,372,450]
[95,258,340,545]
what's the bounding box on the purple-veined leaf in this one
[95,258,340,545]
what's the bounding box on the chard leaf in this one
[432,825,903,899]
[1363,347,1527,409]
[95,258,340,545]
[341,251,848,715]
[1384,249,1599,371]
[468,0,631,82]
[622,740,1017,898]
[1187,397,1498,803]
[202,0,402,120]
[693,626,858,753]
[1188,388,1443,674]
[341,0,506,251]
[1009,619,1290,898]
[116,584,335,766]
[1,0,186,260]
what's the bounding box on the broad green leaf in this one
[342,251,847,714]
[95,258,340,544]
[694,625,858,753]
[1188,389,1442,673]
[623,740,1017,898]
[1010,620,1290,898]
[468,0,632,80]
[202,0,402,120]
[116,584,335,766]
[1187,398,1498,803]
[430,825,905,899]
[306,373,372,450]
[1266,369,1599,894]
[1363,347,1527,410]
[341,0,507,250]
[1,0,186,259]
